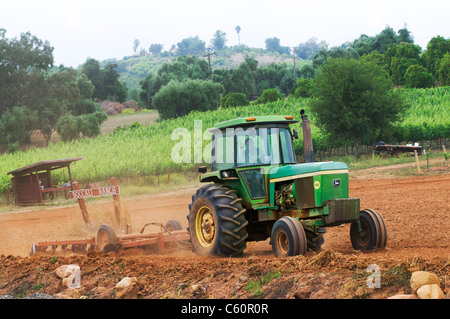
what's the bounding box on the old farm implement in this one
[29,178,190,255]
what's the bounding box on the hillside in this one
[111,49,305,92]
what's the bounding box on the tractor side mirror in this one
[198,166,207,174]
[293,129,299,140]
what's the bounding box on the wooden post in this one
[414,150,421,174]
[6,186,10,206]
[110,177,121,227]
[72,181,91,226]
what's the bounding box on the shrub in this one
[220,92,250,108]
[153,79,224,119]
[256,88,283,104]
[404,64,435,88]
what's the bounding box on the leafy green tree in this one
[295,37,328,60]
[265,37,290,55]
[149,43,164,55]
[153,79,224,119]
[211,30,227,51]
[384,42,423,85]
[256,88,283,104]
[404,65,434,88]
[0,106,37,152]
[310,58,407,157]
[293,78,313,98]
[176,36,206,56]
[80,58,128,102]
[422,36,450,78]
[438,53,450,86]
[0,29,54,114]
[220,92,249,108]
[140,56,210,108]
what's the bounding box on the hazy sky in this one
[1,0,449,67]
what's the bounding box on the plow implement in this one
[29,178,191,256]
[30,221,191,256]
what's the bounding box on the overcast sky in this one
[1,0,449,67]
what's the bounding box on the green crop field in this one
[0,87,448,192]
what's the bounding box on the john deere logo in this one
[333,179,341,187]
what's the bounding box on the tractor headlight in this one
[222,171,229,178]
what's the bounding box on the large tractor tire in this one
[350,209,387,250]
[271,216,307,257]
[187,184,248,257]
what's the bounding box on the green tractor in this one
[187,112,387,257]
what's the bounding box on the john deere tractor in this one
[187,112,386,257]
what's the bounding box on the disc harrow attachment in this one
[30,220,191,256]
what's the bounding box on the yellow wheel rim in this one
[195,206,215,248]
[276,231,289,255]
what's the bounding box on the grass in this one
[246,270,282,296]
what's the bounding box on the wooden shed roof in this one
[7,157,83,177]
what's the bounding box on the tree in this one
[153,79,224,119]
[422,36,450,78]
[235,26,241,46]
[80,58,128,102]
[0,29,54,114]
[133,39,140,55]
[384,42,423,85]
[0,106,37,152]
[295,37,328,60]
[139,56,210,108]
[404,65,434,88]
[149,43,163,55]
[256,88,283,104]
[310,58,407,157]
[220,92,249,108]
[438,53,450,86]
[211,30,227,51]
[265,37,290,55]
[176,36,206,56]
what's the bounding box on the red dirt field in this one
[0,169,449,300]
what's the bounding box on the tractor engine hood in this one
[268,162,349,183]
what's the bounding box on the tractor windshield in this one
[211,126,295,171]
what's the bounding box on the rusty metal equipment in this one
[30,220,191,255]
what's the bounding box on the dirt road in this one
[0,171,449,299]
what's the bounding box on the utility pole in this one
[203,47,215,80]
[292,47,296,76]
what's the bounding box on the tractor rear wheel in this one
[271,216,307,257]
[350,209,387,250]
[187,184,248,257]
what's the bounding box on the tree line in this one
[0,29,128,152]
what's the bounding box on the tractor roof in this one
[213,115,298,130]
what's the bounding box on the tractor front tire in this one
[188,184,248,257]
[271,216,307,257]
[350,209,387,250]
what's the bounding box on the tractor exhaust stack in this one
[301,109,314,163]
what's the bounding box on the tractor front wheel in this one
[271,216,307,257]
[188,185,248,257]
[350,209,387,250]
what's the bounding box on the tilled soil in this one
[0,169,449,300]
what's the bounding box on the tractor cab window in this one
[210,126,295,171]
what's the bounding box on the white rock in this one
[55,264,80,279]
[417,284,444,299]
[410,271,440,293]
[115,277,137,290]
